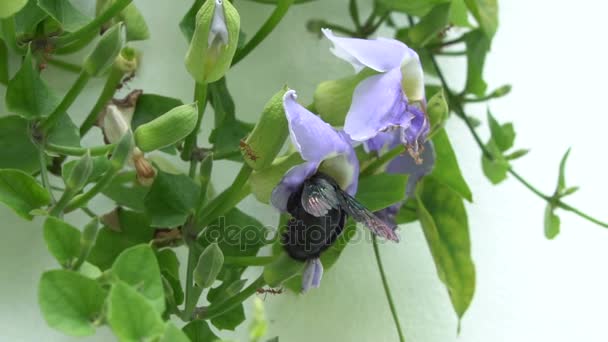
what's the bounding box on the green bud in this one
[110,130,133,170]
[250,152,304,203]
[134,103,198,152]
[185,0,240,83]
[80,218,99,253]
[115,46,139,73]
[241,87,289,170]
[197,153,213,207]
[490,84,512,98]
[119,3,150,41]
[263,252,304,287]
[194,242,224,288]
[426,89,448,127]
[83,22,125,76]
[313,69,376,126]
[65,152,93,191]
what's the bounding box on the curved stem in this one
[203,275,266,320]
[372,236,405,342]
[183,247,203,320]
[231,0,294,66]
[557,201,608,228]
[46,143,115,156]
[40,71,91,133]
[46,58,82,73]
[224,256,275,267]
[54,0,132,47]
[38,146,56,204]
[80,66,125,135]
[181,82,208,161]
[64,169,116,213]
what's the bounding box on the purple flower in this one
[272,89,399,292]
[322,29,429,162]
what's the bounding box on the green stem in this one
[181,82,208,161]
[349,0,362,31]
[203,275,266,320]
[183,247,203,320]
[64,169,116,213]
[556,201,608,228]
[54,30,98,55]
[38,147,56,204]
[372,236,405,342]
[40,71,91,133]
[232,0,294,66]
[49,188,76,217]
[46,58,82,73]
[435,50,466,56]
[1,17,24,54]
[80,66,125,135]
[46,143,115,156]
[54,0,133,47]
[224,256,275,267]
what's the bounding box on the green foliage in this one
[464,30,491,97]
[377,0,450,16]
[464,0,499,38]
[0,0,27,18]
[43,217,81,268]
[430,129,473,201]
[407,3,451,47]
[0,116,39,173]
[480,111,524,185]
[0,169,50,219]
[356,173,409,211]
[37,0,90,32]
[182,320,220,342]
[83,23,125,76]
[144,170,199,227]
[194,242,225,288]
[161,323,190,342]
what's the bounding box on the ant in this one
[239,139,258,161]
[256,287,284,300]
[117,72,136,90]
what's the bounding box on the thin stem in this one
[224,256,275,267]
[189,160,198,178]
[49,189,76,217]
[40,71,91,133]
[318,23,357,37]
[80,66,124,135]
[181,82,208,161]
[46,58,82,73]
[38,147,56,204]
[427,35,467,50]
[203,275,266,320]
[349,0,362,31]
[46,143,115,156]
[183,247,203,320]
[372,236,405,342]
[64,169,116,213]
[557,201,608,228]
[80,207,96,218]
[232,0,295,66]
[435,50,466,56]
[54,0,132,47]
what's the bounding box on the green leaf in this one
[119,3,149,41]
[0,0,27,18]
[417,177,476,319]
[0,39,8,84]
[544,204,560,239]
[47,112,81,147]
[144,170,199,227]
[487,111,515,152]
[87,209,154,270]
[377,0,450,16]
[161,323,190,342]
[111,244,165,314]
[63,156,111,185]
[430,129,473,201]
[37,0,91,32]
[408,3,451,47]
[182,320,219,342]
[557,148,571,193]
[0,116,39,173]
[179,0,204,41]
[156,249,180,279]
[464,0,498,38]
[263,252,304,287]
[38,270,105,336]
[211,304,245,331]
[6,47,60,119]
[194,242,224,288]
[209,117,254,161]
[0,169,50,219]
[481,140,509,184]
[83,22,124,76]
[102,171,150,211]
[449,0,472,27]
[107,281,165,342]
[464,30,490,97]
[43,217,81,268]
[395,199,418,224]
[505,148,529,160]
[15,0,47,36]
[356,173,409,211]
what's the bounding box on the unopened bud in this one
[194,242,224,289]
[65,152,93,191]
[83,22,125,76]
[132,148,156,186]
[134,103,198,152]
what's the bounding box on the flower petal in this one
[401,51,426,102]
[271,162,318,212]
[283,90,351,163]
[301,258,323,293]
[386,141,435,197]
[363,130,400,154]
[208,0,229,47]
[344,69,412,141]
[322,29,410,73]
[401,105,430,153]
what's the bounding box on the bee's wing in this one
[337,191,399,242]
[301,178,341,217]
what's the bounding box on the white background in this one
[1,0,608,341]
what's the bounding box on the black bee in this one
[281,172,398,261]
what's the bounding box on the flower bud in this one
[426,89,448,127]
[119,3,150,41]
[103,104,131,144]
[194,242,224,288]
[110,130,134,170]
[83,22,125,76]
[132,148,156,186]
[250,152,304,203]
[115,46,139,74]
[80,218,99,253]
[489,84,512,98]
[65,151,93,191]
[185,0,240,83]
[133,103,198,152]
[241,87,289,170]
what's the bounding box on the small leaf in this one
[464,0,498,38]
[47,112,81,147]
[0,115,39,173]
[15,0,47,36]
[464,30,491,97]
[119,3,149,41]
[102,171,150,211]
[481,140,509,184]
[0,0,28,18]
[63,156,111,186]
[37,0,91,32]
[160,323,190,342]
[505,149,529,160]
[38,270,105,336]
[111,244,165,314]
[544,204,560,239]
[6,47,60,119]
[408,3,451,47]
[449,0,472,27]
[561,186,579,197]
[557,148,571,193]
[211,304,245,331]
[426,89,448,128]
[107,281,165,342]
[43,217,81,267]
[417,177,476,319]
[487,111,515,152]
[194,242,224,289]
[64,152,93,191]
[356,173,409,212]
[182,320,219,342]
[144,170,199,227]
[83,22,125,76]
[0,169,50,219]
[430,129,473,201]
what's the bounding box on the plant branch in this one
[38,146,56,204]
[80,66,125,135]
[46,143,115,156]
[202,275,266,320]
[40,71,91,133]
[181,82,208,161]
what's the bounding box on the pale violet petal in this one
[208,0,229,47]
[386,141,435,197]
[301,258,323,293]
[344,69,412,141]
[311,258,323,288]
[363,130,400,154]
[271,162,319,212]
[322,28,410,73]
